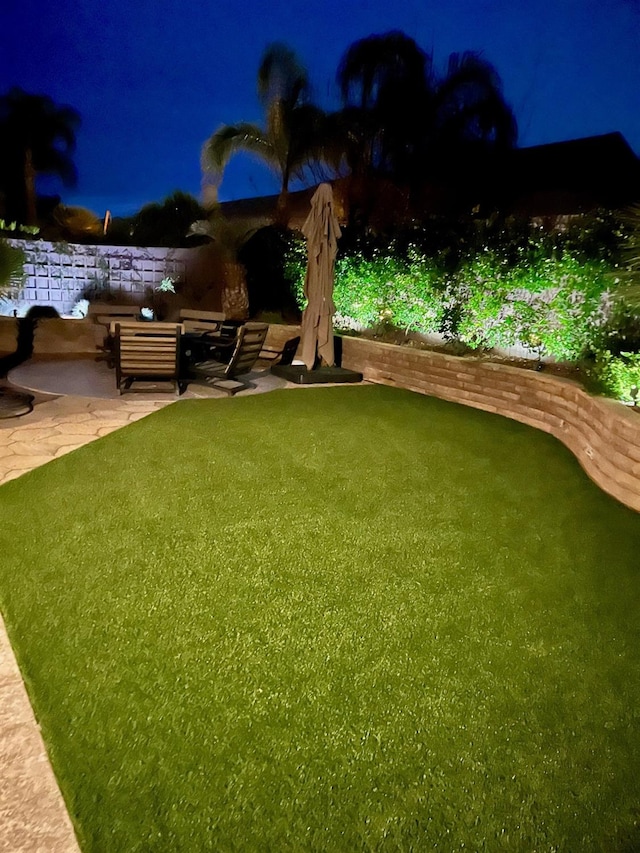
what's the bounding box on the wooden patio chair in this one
[89,303,142,365]
[178,308,226,334]
[114,321,185,395]
[259,335,301,367]
[189,322,269,395]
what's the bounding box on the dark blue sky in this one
[3,0,639,216]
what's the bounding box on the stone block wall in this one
[263,323,301,353]
[4,240,194,315]
[339,335,640,513]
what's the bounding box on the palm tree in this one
[131,191,206,247]
[334,32,517,202]
[430,51,517,175]
[0,88,80,225]
[202,43,326,217]
[337,31,432,180]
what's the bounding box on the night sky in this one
[2,0,639,216]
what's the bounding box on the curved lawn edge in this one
[328,333,640,514]
[2,385,640,851]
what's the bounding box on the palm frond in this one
[202,123,275,174]
[337,31,430,110]
[435,53,517,148]
[258,43,309,111]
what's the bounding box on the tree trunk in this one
[274,184,290,227]
[221,262,249,320]
[24,148,37,226]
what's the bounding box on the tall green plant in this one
[0,240,25,299]
[591,351,640,404]
[285,220,619,364]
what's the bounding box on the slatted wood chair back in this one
[90,304,142,363]
[178,309,226,334]
[115,321,184,394]
[225,322,269,378]
[88,303,141,324]
[191,322,269,395]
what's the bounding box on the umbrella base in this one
[271,365,363,385]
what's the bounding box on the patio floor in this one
[8,356,290,401]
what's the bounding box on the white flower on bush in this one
[509,288,535,304]
[70,298,90,318]
[497,304,516,320]
[545,310,562,330]
[334,313,363,331]
[539,287,561,304]
[591,290,615,327]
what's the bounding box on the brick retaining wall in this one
[338,335,640,514]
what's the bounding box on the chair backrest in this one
[110,318,176,336]
[89,303,141,324]
[279,335,301,366]
[179,309,226,334]
[115,322,183,382]
[223,323,269,379]
[218,319,243,340]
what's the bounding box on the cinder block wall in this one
[338,335,640,513]
[5,240,194,314]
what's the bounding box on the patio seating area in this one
[82,303,303,397]
[5,312,303,403]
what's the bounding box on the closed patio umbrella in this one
[300,183,341,370]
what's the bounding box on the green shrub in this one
[456,252,613,360]
[596,304,640,356]
[333,255,388,328]
[591,351,640,404]
[283,231,308,310]
[0,240,25,297]
[332,251,445,334]
[285,220,619,365]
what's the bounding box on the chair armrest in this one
[258,347,280,361]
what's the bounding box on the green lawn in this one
[1,385,640,852]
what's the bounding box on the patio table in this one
[180,330,237,371]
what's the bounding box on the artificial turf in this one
[1,384,640,851]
